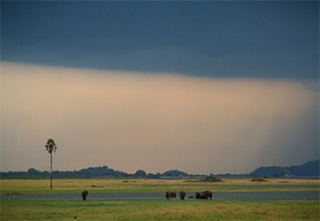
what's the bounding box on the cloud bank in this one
[1,62,318,174]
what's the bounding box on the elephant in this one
[203,190,212,199]
[179,191,186,200]
[81,191,88,201]
[195,191,212,199]
[165,191,170,199]
[165,191,176,199]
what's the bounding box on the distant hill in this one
[0,166,130,179]
[161,169,189,178]
[250,159,319,177]
[0,166,188,179]
[1,159,318,178]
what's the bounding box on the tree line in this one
[0,167,194,179]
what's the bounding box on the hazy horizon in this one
[1,153,319,175]
[1,62,318,174]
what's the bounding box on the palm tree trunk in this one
[50,152,52,190]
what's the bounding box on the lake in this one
[1,191,319,201]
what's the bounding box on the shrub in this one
[202,176,223,182]
[251,177,267,182]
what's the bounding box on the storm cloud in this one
[1,62,318,174]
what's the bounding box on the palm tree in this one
[45,138,57,189]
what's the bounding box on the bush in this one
[251,177,267,182]
[202,176,223,182]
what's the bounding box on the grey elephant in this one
[179,191,186,200]
[195,191,212,199]
[165,191,176,199]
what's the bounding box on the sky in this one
[1,1,319,174]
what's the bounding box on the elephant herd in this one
[81,190,213,201]
[166,190,212,200]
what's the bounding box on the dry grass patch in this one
[1,178,319,194]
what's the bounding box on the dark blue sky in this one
[1,1,319,78]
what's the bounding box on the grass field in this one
[1,178,319,194]
[1,178,319,220]
[1,200,319,220]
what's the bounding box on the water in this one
[1,191,319,201]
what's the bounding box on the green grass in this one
[1,179,319,220]
[1,200,319,220]
[1,178,319,194]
